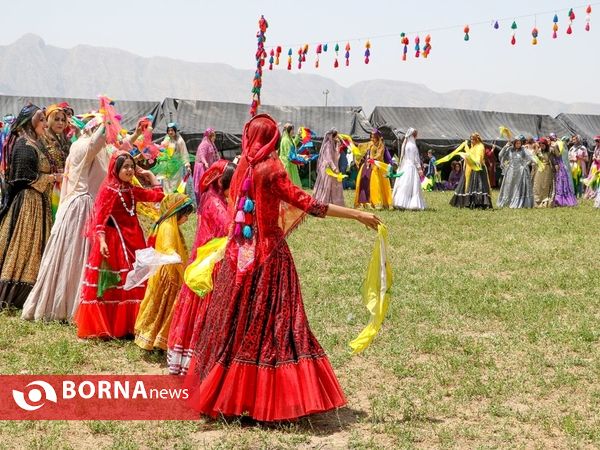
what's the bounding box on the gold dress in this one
[0,138,53,309]
[354,140,392,209]
[134,194,190,350]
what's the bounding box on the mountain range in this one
[1,34,600,117]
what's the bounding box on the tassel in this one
[245,213,253,225]
[235,210,245,223]
[242,177,252,192]
[237,196,246,210]
[243,225,253,239]
[234,223,242,237]
[243,198,255,213]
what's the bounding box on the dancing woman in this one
[449,133,492,209]
[391,127,426,210]
[185,114,380,421]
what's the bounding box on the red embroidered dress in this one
[185,115,346,421]
[75,152,164,338]
[167,160,230,375]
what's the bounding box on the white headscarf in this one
[400,127,417,162]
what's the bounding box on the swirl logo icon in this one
[12,381,58,411]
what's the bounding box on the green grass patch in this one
[1,190,600,448]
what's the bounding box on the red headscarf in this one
[226,114,307,280]
[86,151,135,238]
[199,159,229,194]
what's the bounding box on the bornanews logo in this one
[0,375,198,420]
[12,380,58,411]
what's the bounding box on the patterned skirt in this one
[0,188,51,310]
[75,220,146,339]
[450,169,493,209]
[184,240,346,421]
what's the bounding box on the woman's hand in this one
[99,237,110,259]
[135,166,158,185]
[356,211,382,231]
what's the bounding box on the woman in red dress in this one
[167,160,235,375]
[75,152,164,339]
[185,114,380,421]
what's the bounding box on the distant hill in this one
[2,34,600,117]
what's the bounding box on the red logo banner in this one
[0,375,199,420]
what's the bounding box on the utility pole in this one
[322,89,330,106]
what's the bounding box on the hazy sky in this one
[3,0,599,104]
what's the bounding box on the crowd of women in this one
[1,99,598,422]
[0,102,380,422]
[302,126,600,211]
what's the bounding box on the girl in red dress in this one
[185,114,380,421]
[75,152,164,339]
[167,160,235,375]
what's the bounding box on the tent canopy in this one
[556,113,600,144]
[155,97,371,143]
[0,95,161,131]
[370,106,571,151]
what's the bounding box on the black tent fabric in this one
[154,98,372,158]
[370,106,571,152]
[0,95,161,131]
[556,113,600,144]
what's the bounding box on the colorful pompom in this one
[243,225,253,239]
[243,198,254,213]
[242,177,252,193]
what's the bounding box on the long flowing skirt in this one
[134,266,183,350]
[0,189,52,310]
[22,193,92,321]
[312,170,344,206]
[185,240,346,421]
[75,222,147,338]
[167,282,211,375]
[354,163,392,209]
[449,169,493,209]
[532,166,555,208]
[391,165,426,210]
[497,166,534,208]
[554,162,577,207]
[283,160,302,187]
[167,218,218,375]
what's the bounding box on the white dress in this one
[392,137,426,210]
[22,126,108,321]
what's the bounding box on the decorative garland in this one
[259,3,594,71]
[249,15,268,117]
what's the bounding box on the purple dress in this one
[193,136,219,203]
[312,132,344,206]
[553,154,577,207]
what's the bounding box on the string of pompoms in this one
[258,3,596,70]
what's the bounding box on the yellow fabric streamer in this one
[326,167,348,182]
[434,140,467,166]
[349,224,393,355]
[132,176,161,222]
[176,179,187,194]
[372,160,390,172]
[184,237,228,297]
[337,133,363,159]
[499,126,512,140]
